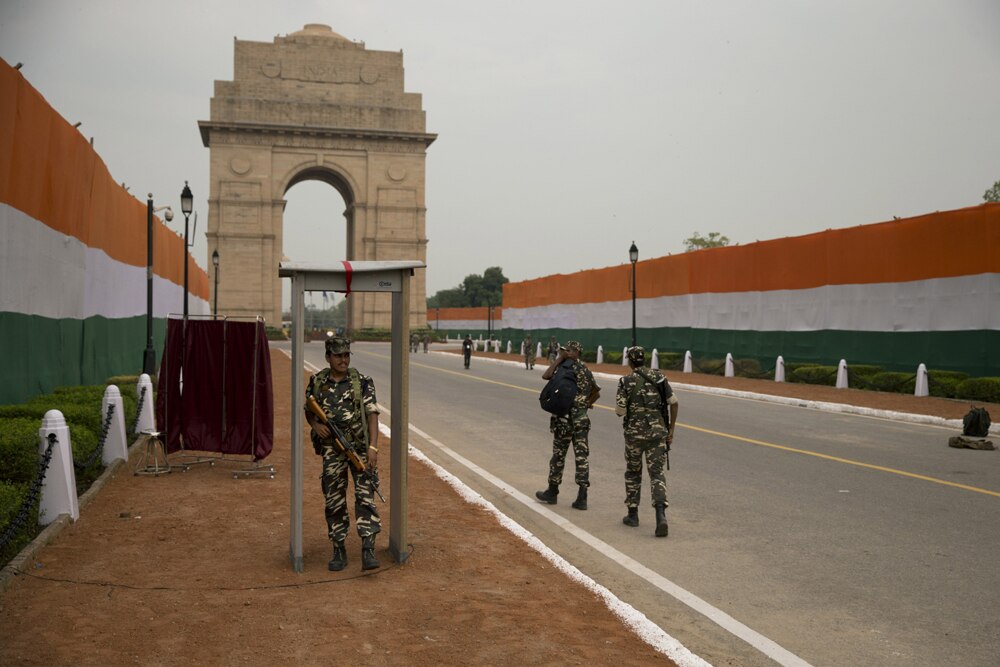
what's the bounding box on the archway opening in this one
[281,179,348,329]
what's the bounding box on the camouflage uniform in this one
[547,357,599,488]
[523,335,535,369]
[306,364,381,544]
[615,365,672,509]
[546,336,559,363]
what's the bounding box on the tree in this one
[984,180,1000,203]
[683,231,730,252]
[427,266,509,308]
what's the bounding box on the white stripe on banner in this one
[434,319,492,331]
[503,274,1000,333]
[1,203,208,319]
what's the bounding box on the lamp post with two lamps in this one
[212,249,220,317]
[143,195,173,375]
[629,241,638,348]
[180,181,194,320]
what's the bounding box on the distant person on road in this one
[615,346,677,537]
[423,334,429,353]
[462,334,473,369]
[523,333,535,370]
[305,337,382,571]
[536,341,600,510]
[546,335,559,363]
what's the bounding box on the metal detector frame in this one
[279,260,422,573]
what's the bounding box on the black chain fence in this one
[130,384,147,434]
[0,434,57,553]
[73,402,114,471]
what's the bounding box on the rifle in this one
[653,378,672,471]
[306,396,386,502]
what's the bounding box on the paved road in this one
[287,341,1000,666]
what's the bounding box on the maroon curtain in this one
[155,318,273,460]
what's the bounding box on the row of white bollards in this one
[36,375,156,527]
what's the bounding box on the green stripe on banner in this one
[0,312,168,405]
[498,327,1000,377]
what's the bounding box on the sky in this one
[2,0,999,311]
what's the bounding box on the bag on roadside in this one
[539,360,578,416]
[962,407,991,437]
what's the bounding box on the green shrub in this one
[352,328,393,342]
[848,364,883,378]
[790,365,838,386]
[265,326,286,340]
[692,358,725,376]
[658,352,683,370]
[734,358,767,378]
[0,480,36,566]
[603,351,623,365]
[581,350,597,363]
[867,372,916,394]
[927,370,969,399]
[0,418,43,484]
[955,377,1000,404]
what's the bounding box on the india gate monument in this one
[199,24,435,329]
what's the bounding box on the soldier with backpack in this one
[615,346,678,537]
[535,341,600,510]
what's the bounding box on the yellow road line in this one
[356,349,1000,499]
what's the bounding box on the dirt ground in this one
[0,348,994,666]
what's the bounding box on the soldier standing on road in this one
[546,335,559,363]
[422,334,429,353]
[462,334,474,369]
[305,337,382,571]
[523,333,535,370]
[615,346,678,537]
[536,341,600,510]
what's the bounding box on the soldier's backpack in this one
[962,407,991,437]
[539,359,578,416]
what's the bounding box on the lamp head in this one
[163,208,174,222]
[629,241,638,264]
[180,181,193,215]
[212,249,219,267]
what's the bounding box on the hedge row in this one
[0,377,142,566]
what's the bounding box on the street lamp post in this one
[629,241,638,347]
[143,194,172,375]
[212,249,220,317]
[180,181,193,319]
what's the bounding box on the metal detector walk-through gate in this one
[279,260,422,572]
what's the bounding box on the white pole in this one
[102,385,128,465]
[135,374,156,433]
[775,356,785,383]
[622,347,628,366]
[725,353,734,377]
[683,350,692,373]
[915,363,929,397]
[836,359,849,389]
[651,348,660,369]
[38,410,79,525]
[536,342,543,358]
[597,345,604,364]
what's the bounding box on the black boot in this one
[571,486,588,510]
[622,507,639,527]
[535,483,559,504]
[654,505,669,537]
[361,535,380,570]
[328,541,347,571]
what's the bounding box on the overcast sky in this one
[2,1,998,310]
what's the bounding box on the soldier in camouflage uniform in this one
[615,346,678,537]
[546,335,559,363]
[535,341,600,510]
[305,337,382,571]
[523,333,535,370]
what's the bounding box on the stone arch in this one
[199,24,435,330]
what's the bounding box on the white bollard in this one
[507,341,512,354]
[102,385,128,465]
[135,374,156,434]
[725,353,734,377]
[915,363,929,397]
[836,359,848,389]
[597,345,604,364]
[38,410,79,525]
[775,356,785,383]
[651,349,660,369]
[494,340,500,353]
[683,350,692,373]
[622,347,628,366]
[536,342,543,358]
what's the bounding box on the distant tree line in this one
[427,266,508,308]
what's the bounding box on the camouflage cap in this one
[561,340,583,354]
[325,337,351,355]
[626,345,646,365]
